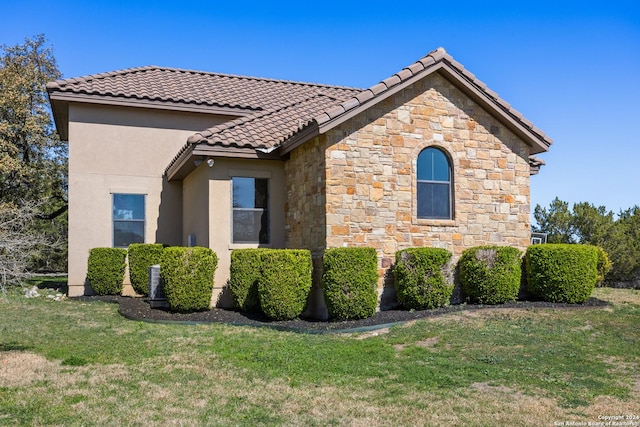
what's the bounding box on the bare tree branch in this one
[0,201,60,293]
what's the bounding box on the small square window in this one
[113,194,145,247]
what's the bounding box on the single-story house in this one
[47,47,551,314]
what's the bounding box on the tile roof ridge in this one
[46,65,159,89]
[187,91,335,144]
[160,66,364,91]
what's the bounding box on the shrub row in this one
[394,243,602,308]
[230,247,379,321]
[229,249,313,320]
[87,244,218,312]
[89,241,604,316]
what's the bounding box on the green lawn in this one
[1,283,638,426]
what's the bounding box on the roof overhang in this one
[165,143,282,181]
[47,91,255,141]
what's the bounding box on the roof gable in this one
[280,48,552,156]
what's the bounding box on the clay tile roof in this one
[170,92,345,158]
[166,91,352,176]
[528,155,546,175]
[47,65,360,112]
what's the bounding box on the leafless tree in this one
[0,202,57,294]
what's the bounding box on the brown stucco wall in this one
[286,72,532,308]
[67,103,231,296]
[186,158,286,307]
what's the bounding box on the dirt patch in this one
[593,288,640,305]
[416,336,439,348]
[470,381,515,394]
[0,352,58,387]
[394,336,439,353]
[353,328,391,339]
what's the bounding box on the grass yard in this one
[1,283,639,426]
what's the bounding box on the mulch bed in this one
[76,295,610,334]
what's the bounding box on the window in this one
[113,194,145,247]
[232,177,269,244]
[417,147,452,219]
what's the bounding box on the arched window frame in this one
[416,146,453,220]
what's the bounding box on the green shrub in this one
[525,244,597,303]
[257,249,312,320]
[459,246,522,304]
[394,248,453,310]
[128,243,165,296]
[229,248,267,312]
[594,246,612,286]
[86,248,127,295]
[322,247,378,320]
[160,246,218,312]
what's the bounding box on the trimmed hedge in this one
[87,248,127,295]
[229,248,266,312]
[160,246,218,312]
[459,246,522,304]
[128,243,165,296]
[257,249,312,320]
[394,248,453,310]
[525,244,597,303]
[322,247,378,320]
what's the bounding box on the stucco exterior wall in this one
[286,72,532,309]
[67,103,231,296]
[184,158,286,307]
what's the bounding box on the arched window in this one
[417,147,452,219]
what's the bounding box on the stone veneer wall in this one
[284,134,327,256]
[286,72,533,306]
[284,135,329,317]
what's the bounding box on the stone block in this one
[397,109,411,124]
[370,187,384,201]
[331,225,350,236]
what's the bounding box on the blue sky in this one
[2,0,639,218]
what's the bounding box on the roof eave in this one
[46,91,256,117]
[47,92,69,141]
[166,143,282,181]
[436,65,551,155]
[278,122,320,156]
